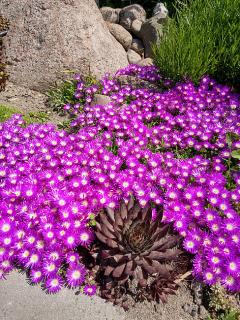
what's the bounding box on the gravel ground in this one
[0,271,201,320]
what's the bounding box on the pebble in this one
[182,303,191,313]
[191,305,198,317]
[199,305,208,318]
[194,297,202,305]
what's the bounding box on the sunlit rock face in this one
[0,0,128,92]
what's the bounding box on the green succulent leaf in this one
[226,132,239,147]
[231,149,240,159]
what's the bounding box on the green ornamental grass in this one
[153,0,240,84]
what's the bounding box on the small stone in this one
[153,2,168,17]
[107,23,132,50]
[194,297,202,305]
[130,38,144,55]
[131,19,143,36]
[191,280,203,305]
[127,49,141,64]
[182,303,191,313]
[91,94,111,106]
[191,305,198,317]
[119,4,146,30]
[100,6,119,23]
[137,58,154,66]
[115,8,122,17]
[199,305,208,318]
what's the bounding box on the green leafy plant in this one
[231,150,240,160]
[0,105,18,122]
[222,311,240,320]
[207,284,240,320]
[0,104,49,124]
[57,119,72,131]
[47,74,99,113]
[47,80,78,113]
[153,0,240,85]
[26,111,50,124]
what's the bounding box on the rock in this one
[127,49,141,64]
[137,58,154,66]
[107,23,132,50]
[130,38,144,55]
[91,94,111,106]
[199,305,208,318]
[182,303,191,313]
[0,0,128,93]
[191,280,203,305]
[116,75,160,91]
[194,297,202,305]
[139,13,167,58]
[131,19,143,36]
[119,4,146,30]
[100,6,119,23]
[115,8,122,17]
[153,2,169,17]
[190,305,198,318]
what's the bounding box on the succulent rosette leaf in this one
[94,197,188,303]
[149,274,179,303]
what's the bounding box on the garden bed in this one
[0,64,239,320]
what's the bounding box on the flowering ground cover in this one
[0,65,239,300]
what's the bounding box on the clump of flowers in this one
[0,116,97,294]
[0,64,239,298]
[116,64,161,83]
[67,65,240,293]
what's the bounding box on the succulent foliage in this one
[94,197,189,305]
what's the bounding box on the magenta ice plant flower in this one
[0,65,240,294]
[66,264,86,288]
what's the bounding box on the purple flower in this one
[45,276,63,294]
[66,264,86,288]
[29,269,44,284]
[0,65,239,293]
[78,228,94,247]
[83,284,97,296]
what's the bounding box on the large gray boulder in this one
[139,13,167,58]
[107,23,132,51]
[119,4,146,30]
[0,0,128,92]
